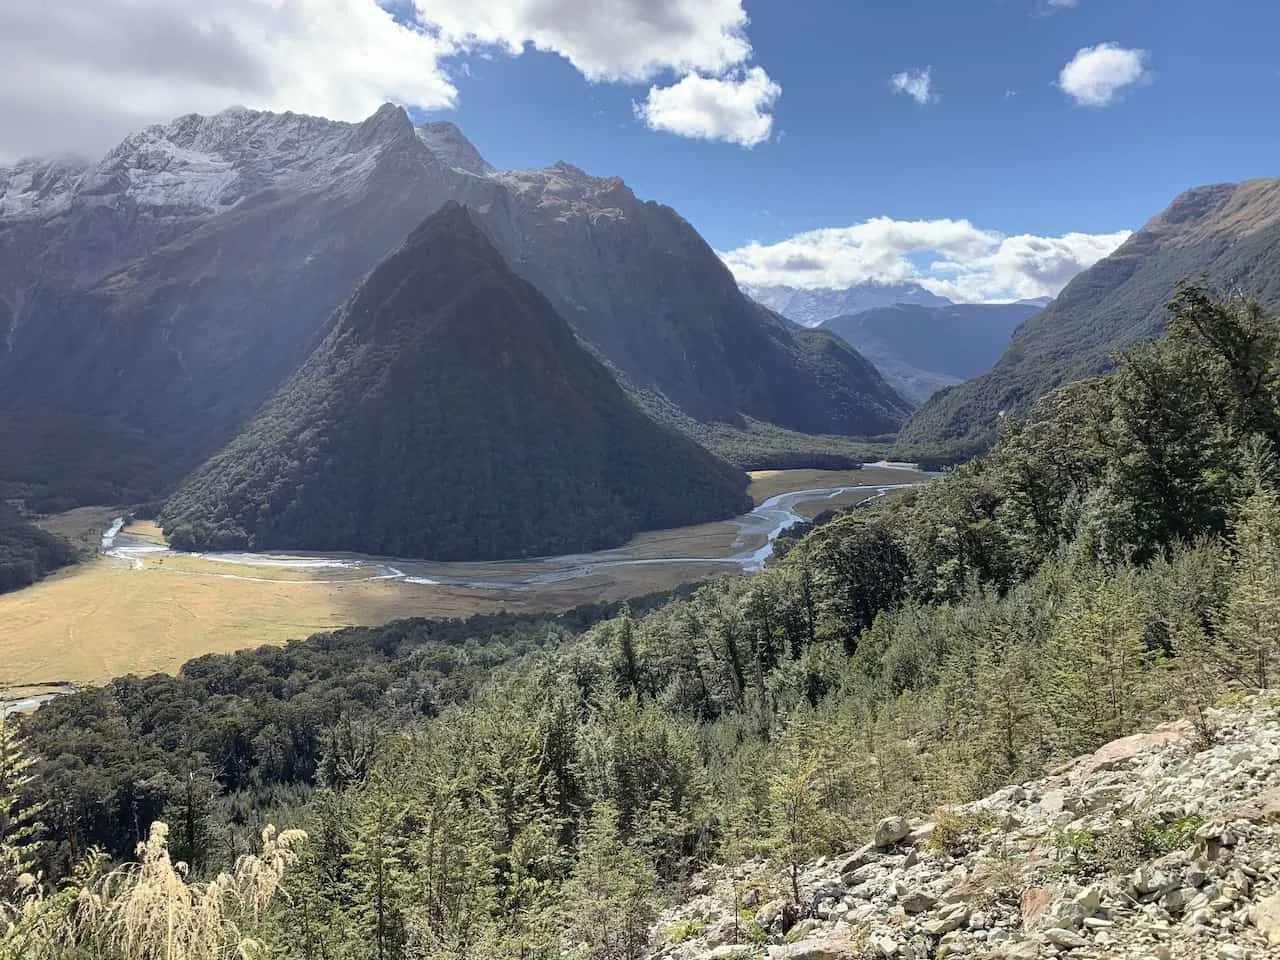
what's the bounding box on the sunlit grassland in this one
[0,467,928,686]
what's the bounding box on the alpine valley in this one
[8,65,1280,960]
[0,104,909,520]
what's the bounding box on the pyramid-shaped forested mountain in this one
[160,204,752,561]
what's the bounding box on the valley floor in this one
[0,467,925,687]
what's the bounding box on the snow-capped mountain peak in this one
[415,121,493,176]
[0,103,480,221]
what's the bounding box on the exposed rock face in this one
[651,695,1280,960]
[455,163,911,434]
[0,105,465,506]
[0,104,907,510]
[900,179,1280,457]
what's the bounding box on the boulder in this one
[899,890,937,914]
[767,937,859,959]
[1253,891,1280,946]
[1020,888,1054,929]
[873,816,911,849]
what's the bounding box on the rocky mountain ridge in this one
[0,104,908,509]
[900,179,1280,458]
[743,283,952,328]
[819,301,1041,405]
[159,203,753,560]
[651,695,1280,959]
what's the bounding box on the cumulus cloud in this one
[413,0,751,83]
[1057,42,1150,106]
[719,219,1131,303]
[0,0,765,160]
[635,67,780,147]
[890,67,936,105]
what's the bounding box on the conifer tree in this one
[559,802,656,960]
[1045,573,1157,755]
[1221,484,1280,689]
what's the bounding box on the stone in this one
[1077,725,1188,777]
[900,891,937,914]
[757,898,789,928]
[768,937,860,959]
[919,913,968,937]
[1020,888,1054,929]
[836,843,878,876]
[874,816,911,849]
[1041,926,1089,949]
[1252,891,1280,946]
[1073,885,1101,916]
[1131,865,1173,896]
[871,934,899,957]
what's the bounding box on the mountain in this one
[0,105,908,510]
[450,163,910,436]
[820,301,1042,405]
[899,179,1280,458]
[0,105,470,509]
[0,504,77,594]
[743,281,951,327]
[159,204,752,561]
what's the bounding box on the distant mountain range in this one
[820,302,1043,405]
[900,179,1280,458]
[743,282,951,327]
[161,205,752,560]
[742,283,1046,404]
[0,104,909,512]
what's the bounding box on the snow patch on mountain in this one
[744,281,953,326]
[415,122,493,176]
[0,104,485,221]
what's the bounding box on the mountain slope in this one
[0,504,77,594]
[743,281,951,327]
[900,179,1280,456]
[159,204,752,561]
[821,301,1041,404]
[453,163,911,436]
[0,106,908,509]
[0,105,469,509]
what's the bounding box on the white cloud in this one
[890,67,936,105]
[635,67,780,147]
[719,218,1132,303]
[1057,42,1150,106]
[0,0,765,160]
[1046,0,1079,8]
[412,0,752,83]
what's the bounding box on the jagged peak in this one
[414,120,493,175]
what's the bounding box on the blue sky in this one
[4,0,1279,300]
[421,0,1280,299]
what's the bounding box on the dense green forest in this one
[0,505,76,595]
[160,205,752,560]
[899,181,1280,461]
[5,285,1280,958]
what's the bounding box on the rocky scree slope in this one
[900,180,1280,458]
[0,105,905,510]
[651,695,1280,960]
[160,203,752,561]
